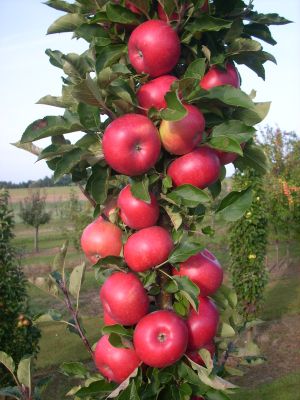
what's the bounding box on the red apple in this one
[103,310,118,326]
[172,249,223,296]
[128,20,181,77]
[100,272,149,326]
[117,184,159,230]
[133,310,188,367]
[137,75,178,113]
[160,104,205,155]
[186,297,219,350]
[94,335,140,383]
[214,142,245,165]
[200,62,240,90]
[167,147,220,189]
[124,226,174,272]
[186,341,216,365]
[81,217,122,264]
[102,114,161,176]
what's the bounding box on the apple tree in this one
[11,0,290,398]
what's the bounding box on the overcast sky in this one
[0,0,299,183]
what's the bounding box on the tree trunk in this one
[34,225,39,252]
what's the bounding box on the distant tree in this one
[0,189,40,387]
[19,190,51,252]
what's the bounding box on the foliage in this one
[0,175,73,189]
[59,188,93,250]
[229,169,268,320]
[19,190,51,251]
[0,190,40,388]
[13,0,290,399]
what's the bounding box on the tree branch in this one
[78,183,97,208]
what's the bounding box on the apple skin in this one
[200,62,240,90]
[117,184,159,230]
[186,297,219,350]
[137,75,178,113]
[94,335,140,383]
[81,217,122,264]
[167,147,221,189]
[186,341,216,366]
[100,272,149,325]
[102,114,161,176]
[103,310,118,326]
[160,104,205,155]
[172,249,223,296]
[133,310,188,368]
[128,20,181,77]
[124,226,174,272]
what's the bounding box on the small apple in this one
[167,147,220,189]
[200,62,240,90]
[186,297,219,350]
[124,226,174,272]
[137,75,178,113]
[128,20,181,77]
[102,114,161,176]
[117,184,159,230]
[94,335,140,383]
[186,341,216,365]
[133,310,188,367]
[172,249,223,296]
[81,217,122,264]
[100,272,149,325]
[160,104,205,155]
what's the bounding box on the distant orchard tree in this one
[19,190,51,252]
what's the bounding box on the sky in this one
[0,0,299,183]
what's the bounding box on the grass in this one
[233,370,300,400]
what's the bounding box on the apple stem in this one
[156,264,173,310]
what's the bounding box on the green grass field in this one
[5,186,300,399]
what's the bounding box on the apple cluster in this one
[79,1,241,389]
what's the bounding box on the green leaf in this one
[200,86,255,110]
[234,144,269,175]
[184,58,206,80]
[12,141,42,157]
[212,120,256,143]
[75,24,110,45]
[205,389,232,400]
[60,362,88,378]
[38,144,74,161]
[69,263,86,302]
[0,352,15,377]
[246,12,292,25]
[102,324,133,339]
[45,0,78,13]
[160,91,187,121]
[77,103,100,130]
[47,13,85,34]
[167,185,210,208]
[169,240,204,264]
[244,23,277,45]
[208,136,243,155]
[163,205,182,230]
[130,176,151,203]
[198,349,213,373]
[53,240,68,272]
[217,188,253,221]
[186,15,232,33]
[0,387,21,399]
[94,256,125,268]
[227,38,262,55]
[17,356,32,390]
[172,276,200,311]
[107,368,139,399]
[53,148,84,182]
[72,75,105,107]
[74,380,116,397]
[219,322,235,338]
[89,165,110,204]
[106,3,140,24]
[233,101,271,125]
[21,111,82,143]
[96,45,127,74]
[45,48,64,69]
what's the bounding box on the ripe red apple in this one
[172,249,223,296]
[117,184,159,230]
[186,297,219,350]
[133,310,188,367]
[160,104,205,155]
[102,114,161,176]
[103,310,118,326]
[214,142,245,165]
[81,217,122,264]
[167,147,220,189]
[128,20,181,77]
[186,341,216,365]
[124,226,174,272]
[94,335,140,383]
[200,62,240,90]
[137,75,178,113]
[100,272,149,326]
